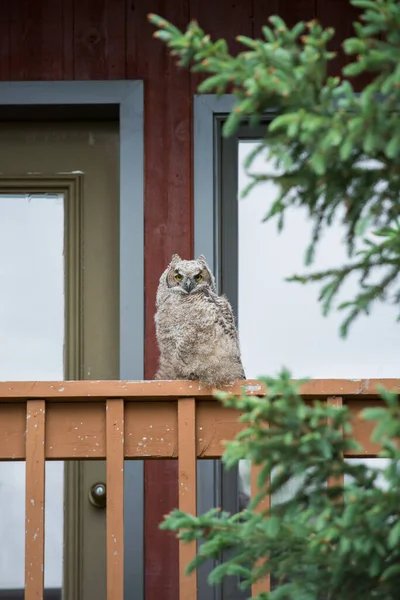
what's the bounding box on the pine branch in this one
[148,0,400,336]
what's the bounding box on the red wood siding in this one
[0,1,363,598]
[128,3,192,597]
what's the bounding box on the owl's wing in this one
[212,292,246,379]
[203,289,240,341]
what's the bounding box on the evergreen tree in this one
[149,0,400,336]
[148,2,400,598]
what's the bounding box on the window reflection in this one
[236,140,399,511]
[238,141,399,380]
[345,458,390,489]
[0,193,64,591]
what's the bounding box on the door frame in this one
[193,94,235,600]
[0,81,144,600]
[194,94,259,600]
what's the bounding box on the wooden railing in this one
[1,378,400,600]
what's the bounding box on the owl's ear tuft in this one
[170,253,181,264]
[198,254,207,264]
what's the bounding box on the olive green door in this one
[0,120,119,600]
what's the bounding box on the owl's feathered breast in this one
[155,286,239,351]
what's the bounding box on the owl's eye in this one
[175,273,183,281]
[194,274,202,281]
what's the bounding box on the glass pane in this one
[0,193,64,593]
[236,140,399,516]
[238,141,399,379]
[345,458,389,489]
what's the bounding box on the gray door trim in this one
[194,94,270,600]
[0,80,143,381]
[193,94,235,278]
[0,81,144,600]
[194,94,235,600]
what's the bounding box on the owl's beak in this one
[183,278,194,293]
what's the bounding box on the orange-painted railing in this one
[1,378,399,600]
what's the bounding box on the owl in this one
[154,253,245,388]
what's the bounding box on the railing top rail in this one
[0,378,398,401]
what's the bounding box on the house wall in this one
[0,1,362,598]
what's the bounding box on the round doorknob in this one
[89,482,107,508]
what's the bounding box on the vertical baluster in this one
[106,399,125,600]
[178,398,197,600]
[327,397,344,489]
[251,461,270,596]
[25,399,46,600]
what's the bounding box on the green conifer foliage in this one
[148,3,400,598]
[149,0,400,336]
